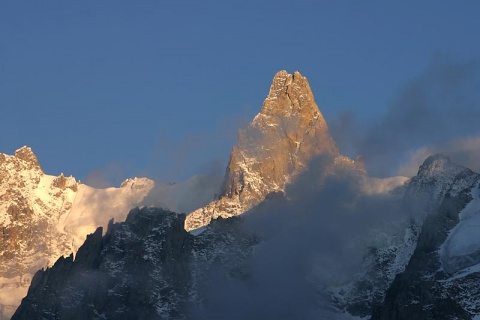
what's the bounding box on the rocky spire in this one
[260,70,323,118]
[14,146,41,170]
[185,70,340,231]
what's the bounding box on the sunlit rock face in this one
[0,148,152,319]
[185,71,344,231]
[0,147,79,319]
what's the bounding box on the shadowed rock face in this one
[185,71,340,231]
[12,207,259,320]
[371,157,480,320]
[12,208,194,320]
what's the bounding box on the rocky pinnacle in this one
[185,70,340,231]
[14,146,41,170]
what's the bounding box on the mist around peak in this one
[329,55,480,178]
[190,155,409,319]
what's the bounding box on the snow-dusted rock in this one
[12,208,259,320]
[372,156,480,319]
[440,181,480,274]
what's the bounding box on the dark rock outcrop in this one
[13,207,194,320]
[13,207,259,320]
[371,157,480,320]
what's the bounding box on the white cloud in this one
[397,135,480,177]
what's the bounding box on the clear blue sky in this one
[1,1,479,185]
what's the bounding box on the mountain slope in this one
[12,207,259,320]
[326,155,480,318]
[371,156,480,319]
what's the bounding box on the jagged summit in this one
[405,153,476,226]
[260,70,320,117]
[222,70,339,199]
[12,146,41,170]
[185,70,343,231]
[414,153,472,190]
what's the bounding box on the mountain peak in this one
[260,70,318,119]
[185,70,341,231]
[420,153,450,168]
[413,153,472,185]
[14,146,40,170]
[416,153,463,178]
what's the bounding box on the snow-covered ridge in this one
[0,147,221,319]
[0,148,154,319]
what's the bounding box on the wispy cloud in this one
[330,55,480,177]
[398,135,480,176]
[192,155,408,319]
